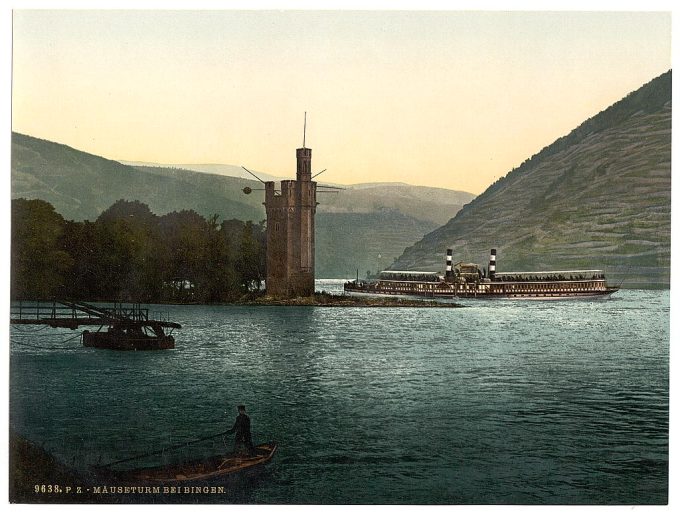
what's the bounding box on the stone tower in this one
[264,144,317,298]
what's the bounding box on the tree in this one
[236,221,265,291]
[11,199,73,299]
[95,200,162,301]
[11,198,268,303]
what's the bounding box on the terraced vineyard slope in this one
[392,71,671,288]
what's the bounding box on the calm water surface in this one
[10,284,669,504]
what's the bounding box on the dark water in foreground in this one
[9,285,668,504]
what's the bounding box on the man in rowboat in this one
[226,404,255,457]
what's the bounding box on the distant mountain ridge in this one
[120,161,286,183]
[392,70,672,288]
[11,132,474,278]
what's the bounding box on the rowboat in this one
[106,442,277,484]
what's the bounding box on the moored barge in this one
[344,248,619,300]
[82,323,175,351]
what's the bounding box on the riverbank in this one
[9,431,104,503]
[236,292,464,307]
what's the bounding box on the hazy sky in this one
[11,10,671,193]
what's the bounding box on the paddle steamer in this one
[344,249,619,299]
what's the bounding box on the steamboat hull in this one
[449,289,619,300]
[344,283,619,300]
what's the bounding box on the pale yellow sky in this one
[11,10,671,193]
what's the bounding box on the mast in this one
[303,111,307,148]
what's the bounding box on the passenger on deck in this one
[226,404,255,456]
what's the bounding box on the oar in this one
[97,431,227,469]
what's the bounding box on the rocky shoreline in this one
[236,292,463,308]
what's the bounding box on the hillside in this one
[133,165,266,215]
[11,133,472,278]
[11,133,262,222]
[316,211,439,279]
[122,161,285,182]
[392,71,672,288]
[318,184,473,226]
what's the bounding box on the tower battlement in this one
[296,147,312,181]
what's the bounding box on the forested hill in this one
[392,71,672,288]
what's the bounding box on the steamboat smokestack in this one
[489,248,496,281]
[445,248,453,281]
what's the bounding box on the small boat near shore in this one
[103,442,277,485]
[345,248,619,300]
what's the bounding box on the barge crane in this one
[10,300,181,350]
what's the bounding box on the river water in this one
[9,283,669,504]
